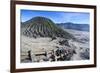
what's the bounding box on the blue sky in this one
[21,9,90,24]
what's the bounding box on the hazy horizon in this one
[21,9,90,24]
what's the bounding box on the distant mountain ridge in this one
[57,22,89,31]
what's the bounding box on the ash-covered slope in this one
[22,16,74,39]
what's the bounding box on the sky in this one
[21,9,90,24]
